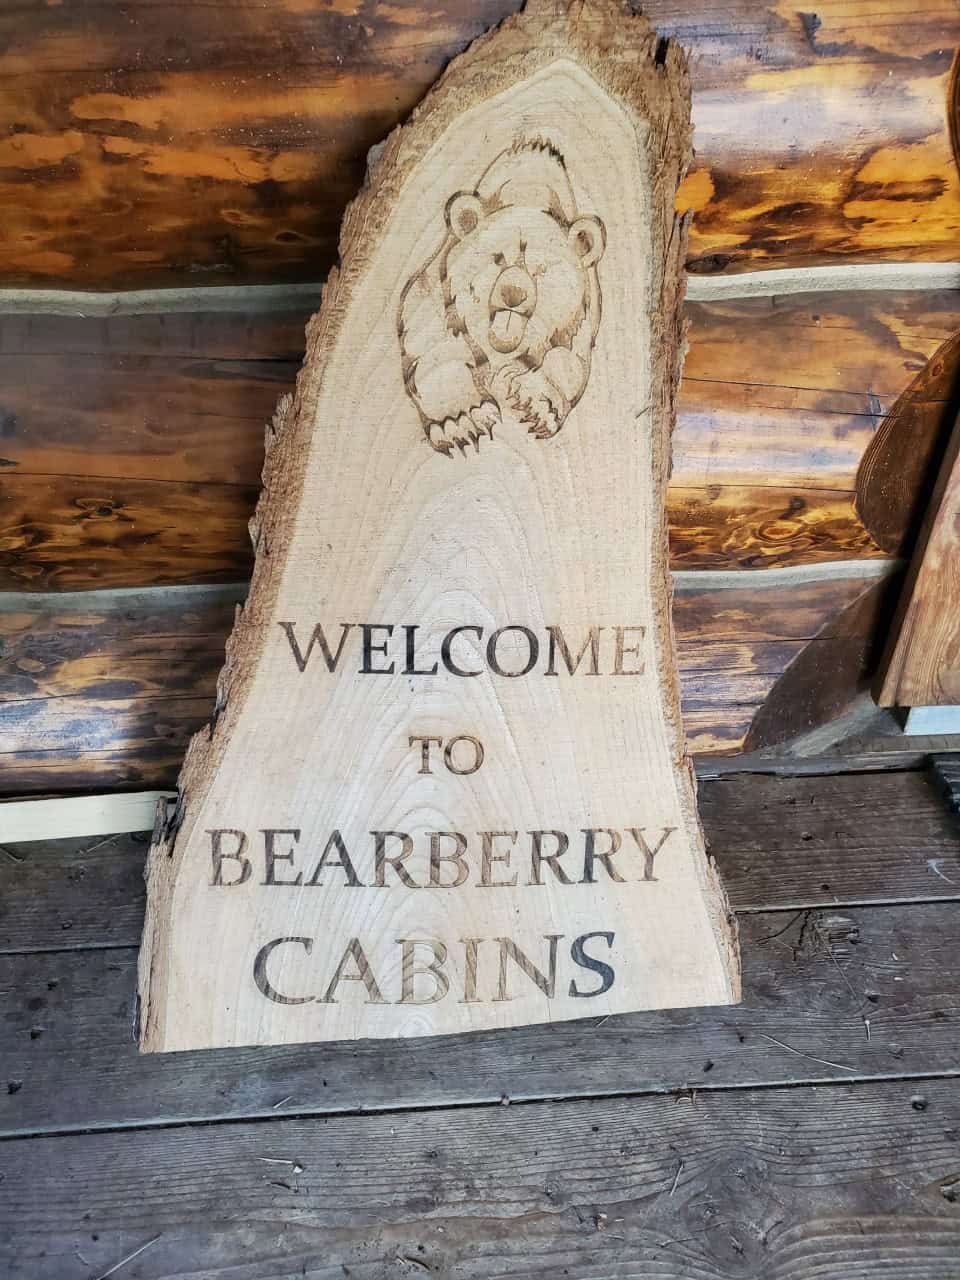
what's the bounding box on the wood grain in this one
[0,571,885,792]
[4,900,960,1137]
[2,1078,959,1278]
[744,573,901,749]
[133,0,743,1052]
[0,0,957,288]
[877,415,960,706]
[0,472,257,590]
[856,330,960,556]
[929,753,960,825]
[4,769,956,953]
[3,289,957,588]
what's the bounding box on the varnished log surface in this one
[0,0,957,288]
[877,415,960,706]
[856,330,960,556]
[0,572,883,789]
[3,1078,959,1278]
[3,769,955,953]
[743,573,901,749]
[3,290,957,588]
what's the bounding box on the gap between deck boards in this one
[2,1068,959,1145]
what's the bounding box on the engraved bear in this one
[398,139,606,456]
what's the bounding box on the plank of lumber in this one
[876,415,960,706]
[857,330,960,556]
[0,831,151,954]
[0,0,956,288]
[2,1077,959,1279]
[0,792,168,843]
[4,769,956,949]
[3,903,959,1132]
[3,290,957,587]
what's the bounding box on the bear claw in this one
[425,402,498,456]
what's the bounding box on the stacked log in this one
[0,0,958,791]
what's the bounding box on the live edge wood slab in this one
[137,0,740,1053]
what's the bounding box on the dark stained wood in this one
[0,832,151,954]
[5,290,958,589]
[856,331,960,556]
[876,414,960,706]
[3,1078,960,1279]
[0,693,212,790]
[0,353,292,485]
[744,573,901,749]
[0,573,882,790]
[0,309,311,360]
[4,769,957,951]
[1,901,958,1134]
[0,0,957,288]
[699,768,960,910]
[0,741,192,794]
[0,473,256,590]
[0,587,241,702]
[668,484,883,570]
[929,753,960,825]
[683,291,960,399]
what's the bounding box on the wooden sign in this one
[137,0,740,1053]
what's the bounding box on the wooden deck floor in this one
[2,768,959,1278]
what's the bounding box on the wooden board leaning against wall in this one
[876,413,960,708]
[0,0,957,287]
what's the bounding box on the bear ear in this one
[569,216,606,269]
[446,192,483,240]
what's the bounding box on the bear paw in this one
[425,401,500,456]
[515,392,562,440]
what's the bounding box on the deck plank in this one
[3,770,956,955]
[1,900,957,1135]
[2,1077,958,1279]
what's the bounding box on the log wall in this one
[0,0,957,288]
[0,0,959,792]
[3,289,958,591]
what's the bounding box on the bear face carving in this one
[398,139,606,457]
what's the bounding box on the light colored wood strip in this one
[0,262,957,317]
[687,262,960,301]
[0,792,170,843]
[905,707,960,734]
